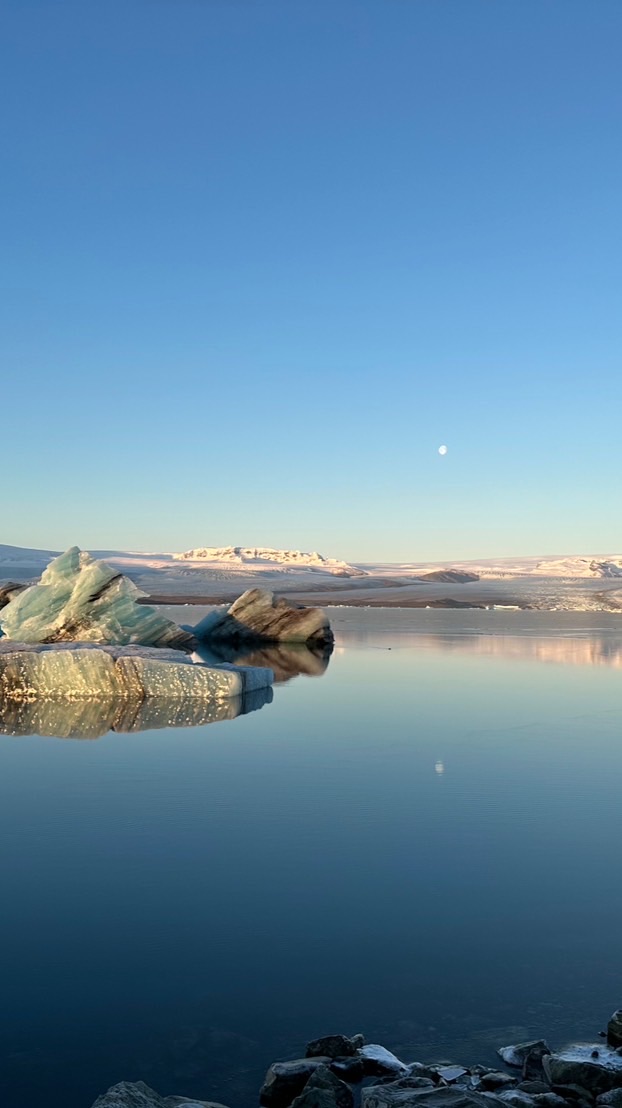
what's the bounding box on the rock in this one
[497,1091,539,1108]
[290,1066,354,1108]
[437,1068,469,1085]
[596,1092,622,1107]
[480,1075,518,1091]
[165,1100,231,1108]
[407,1065,440,1082]
[0,642,272,708]
[608,1015,622,1051]
[359,1044,409,1077]
[517,1085,550,1096]
[523,1046,553,1082]
[306,1036,358,1059]
[532,1096,569,1108]
[91,1088,231,1108]
[550,1086,594,1101]
[543,1046,622,1095]
[330,1057,365,1082]
[192,589,333,647]
[91,1082,168,1108]
[260,1058,332,1108]
[498,1044,552,1070]
[361,1085,502,1108]
[376,1078,436,1092]
[0,546,197,651]
[351,1035,366,1050]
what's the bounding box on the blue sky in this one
[2,0,621,561]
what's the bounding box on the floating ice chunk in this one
[0,547,195,651]
[193,588,333,645]
[0,643,273,704]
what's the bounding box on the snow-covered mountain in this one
[376,555,622,580]
[173,546,362,575]
[2,545,622,613]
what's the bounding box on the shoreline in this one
[92,1015,622,1108]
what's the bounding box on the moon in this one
[438,445,448,456]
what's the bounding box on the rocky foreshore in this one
[91,1012,622,1108]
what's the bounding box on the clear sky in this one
[2,0,621,562]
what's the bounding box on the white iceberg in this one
[0,547,196,651]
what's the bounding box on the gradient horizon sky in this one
[2,1,621,562]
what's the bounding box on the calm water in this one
[1,611,622,1108]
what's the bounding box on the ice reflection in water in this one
[0,686,274,739]
[194,640,333,683]
[0,644,331,738]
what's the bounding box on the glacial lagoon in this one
[1,610,622,1108]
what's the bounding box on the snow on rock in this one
[543,1045,622,1094]
[0,547,196,651]
[497,1040,551,1068]
[358,1044,409,1076]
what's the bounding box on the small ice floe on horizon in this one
[438,444,448,455]
[435,760,445,775]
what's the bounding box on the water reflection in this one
[0,686,273,739]
[193,640,333,682]
[332,611,622,668]
[409,632,622,668]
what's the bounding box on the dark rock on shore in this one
[543,1047,622,1095]
[498,1043,552,1071]
[480,1073,518,1091]
[597,1091,622,1107]
[524,1046,554,1082]
[306,1035,359,1059]
[330,1056,366,1082]
[260,1057,332,1108]
[290,1065,354,1108]
[90,1007,622,1108]
[608,1014,622,1051]
[548,1084,594,1102]
[91,1082,230,1107]
[362,1086,497,1108]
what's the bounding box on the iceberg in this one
[0,581,26,610]
[193,588,333,646]
[0,642,273,705]
[0,547,196,651]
